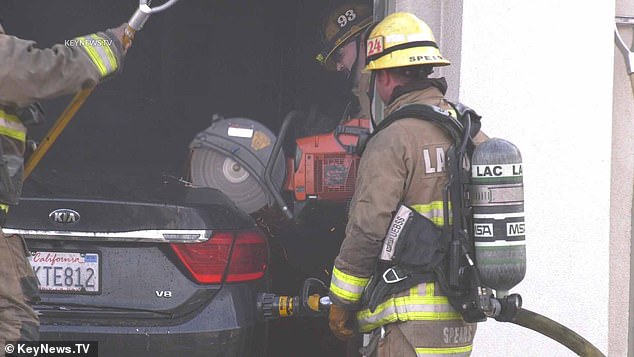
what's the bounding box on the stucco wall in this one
[460,2,614,356]
[391,0,617,355]
[613,1,634,356]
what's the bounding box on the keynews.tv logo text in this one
[64,38,113,47]
[4,341,97,356]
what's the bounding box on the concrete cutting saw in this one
[187,111,371,218]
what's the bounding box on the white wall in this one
[458,1,614,356]
[392,0,616,355]
[612,0,634,356]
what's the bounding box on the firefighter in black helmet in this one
[316,2,373,120]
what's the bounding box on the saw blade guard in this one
[189,117,286,214]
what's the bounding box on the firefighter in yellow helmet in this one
[328,12,487,356]
[0,18,128,351]
[316,2,373,119]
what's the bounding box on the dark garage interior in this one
[2,0,371,356]
[3,0,357,185]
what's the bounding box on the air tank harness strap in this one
[357,102,481,156]
[358,103,488,323]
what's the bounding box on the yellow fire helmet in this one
[365,12,450,71]
[316,3,373,71]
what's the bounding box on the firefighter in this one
[0,19,128,351]
[316,2,373,120]
[328,12,485,356]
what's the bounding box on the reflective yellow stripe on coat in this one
[0,110,27,142]
[411,200,451,226]
[75,34,119,78]
[356,282,461,333]
[355,203,460,332]
[416,345,473,356]
[330,266,369,304]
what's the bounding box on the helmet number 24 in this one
[367,37,383,56]
[337,9,357,28]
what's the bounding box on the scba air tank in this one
[470,138,526,297]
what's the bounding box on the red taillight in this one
[225,230,268,282]
[171,230,268,284]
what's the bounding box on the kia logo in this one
[49,209,80,224]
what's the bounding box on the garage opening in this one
[4,0,371,356]
[6,0,357,188]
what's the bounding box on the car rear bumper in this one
[39,328,258,357]
[37,284,267,357]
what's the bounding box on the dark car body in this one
[5,180,269,357]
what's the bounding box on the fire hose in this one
[258,278,605,357]
[24,0,181,179]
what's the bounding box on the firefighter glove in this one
[328,303,354,340]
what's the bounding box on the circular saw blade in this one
[190,148,269,214]
[188,117,286,214]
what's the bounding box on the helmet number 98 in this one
[337,9,357,28]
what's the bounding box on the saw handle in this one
[265,111,304,220]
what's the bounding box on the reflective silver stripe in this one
[356,289,461,332]
[330,267,368,302]
[75,35,118,77]
[89,34,118,74]
[87,34,117,75]
[411,201,451,226]
[2,228,210,243]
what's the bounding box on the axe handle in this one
[24,86,95,179]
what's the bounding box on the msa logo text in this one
[474,223,494,238]
[507,222,525,236]
[155,290,172,298]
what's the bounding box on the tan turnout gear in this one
[331,84,482,356]
[329,12,485,357]
[0,23,125,352]
[316,2,373,71]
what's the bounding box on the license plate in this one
[28,251,100,294]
